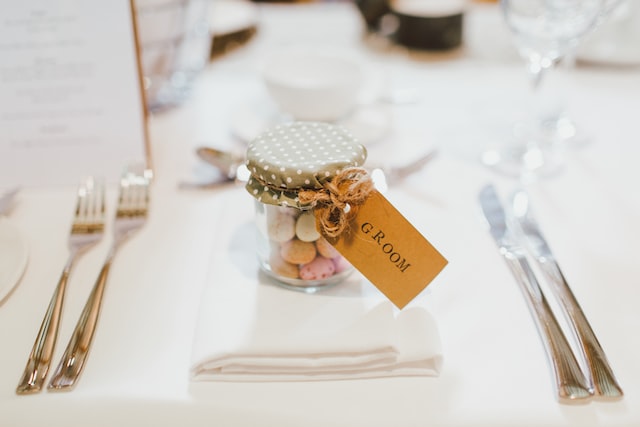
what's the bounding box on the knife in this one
[511,189,624,398]
[478,184,592,401]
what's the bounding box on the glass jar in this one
[253,202,355,292]
[245,121,368,292]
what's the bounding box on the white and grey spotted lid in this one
[245,121,367,208]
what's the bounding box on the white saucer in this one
[0,219,29,304]
[229,97,393,146]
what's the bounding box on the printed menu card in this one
[0,0,150,189]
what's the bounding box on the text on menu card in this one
[0,0,150,189]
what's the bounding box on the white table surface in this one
[2,2,640,426]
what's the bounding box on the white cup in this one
[261,49,363,122]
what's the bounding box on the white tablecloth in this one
[1,2,639,426]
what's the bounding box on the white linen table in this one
[1,2,639,427]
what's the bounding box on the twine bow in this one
[298,167,373,238]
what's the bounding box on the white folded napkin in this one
[190,193,443,381]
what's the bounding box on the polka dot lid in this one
[245,122,367,208]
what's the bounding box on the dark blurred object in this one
[210,27,257,59]
[392,10,463,50]
[209,0,259,59]
[355,0,465,51]
[355,0,390,31]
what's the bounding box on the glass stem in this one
[527,55,562,142]
[527,56,551,116]
[529,58,546,93]
[518,56,556,178]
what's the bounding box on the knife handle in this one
[537,257,623,398]
[502,252,593,401]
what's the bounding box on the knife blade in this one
[478,184,592,401]
[511,189,623,398]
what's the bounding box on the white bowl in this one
[261,50,363,122]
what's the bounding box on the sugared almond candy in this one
[267,210,296,242]
[269,251,299,279]
[277,205,300,218]
[295,211,320,242]
[300,256,336,281]
[332,256,352,274]
[315,236,340,258]
[280,238,317,265]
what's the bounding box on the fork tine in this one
[73,178,105,233]
[82,182,90,217]
[95,181,106,222]
[118,182,133,213]
[77,179,101,228]
[74,183,85,219]
[134,180,148,212]
[118,172,149,215]
[142,177,150,209]
[86,178,97,220]
[126,185,138,212]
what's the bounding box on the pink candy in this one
[332,256,352,274]
[299,256,336,281]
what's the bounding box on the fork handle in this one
[503,252,593,401]
[47,257,113,391]
[16,264,73,394]
[538,257,624,398]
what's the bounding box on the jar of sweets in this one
[245,121,369,292]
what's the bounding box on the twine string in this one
[298,167,373,238]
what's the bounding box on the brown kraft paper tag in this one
[327,190,447,309]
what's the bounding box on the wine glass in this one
[543,0,626,147]
[483,0,603,179]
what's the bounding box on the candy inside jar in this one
[255,203,354,291]
[245,121,368,292]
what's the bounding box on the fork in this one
[48,165,151,391]
[16,177,105,394]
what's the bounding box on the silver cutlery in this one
[196,146,246,181]
[511,189,623,398]
[478,184,592,401]
[182,146,438,190]
[16,177,105,394]
[48,165,150,391]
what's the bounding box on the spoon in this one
[177,147,251,190]
[196,147,247,181]
[183,146,437,190]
